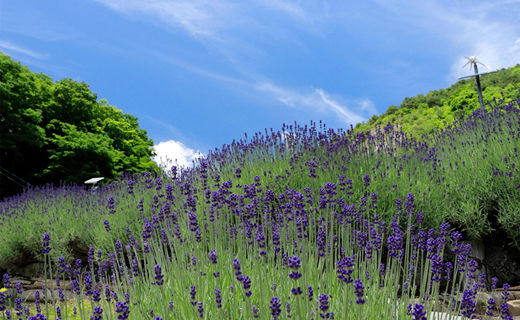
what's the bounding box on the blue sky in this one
[1,0,519,167]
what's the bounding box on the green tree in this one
[0,52,157,198]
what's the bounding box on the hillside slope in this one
[355,64,520,137]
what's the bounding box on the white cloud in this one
[256,81,367,125]
[92,0,233,39]
[153,140,204,169]
[448,32,520,79]
[258,0,308,21]
[358,98,376,114]
[371,1,520,80]
[0,40,47,59]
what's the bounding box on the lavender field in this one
[1,101,520,319]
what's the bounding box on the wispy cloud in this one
[92,0,326,39]
[92,0,233,39]
[371,1,520,80]
[260,0,306,18]
[149,51,247,86]
[92,1,370,126]
[0,40,47,59]
[153,139,204,169]
[256,82,367,125]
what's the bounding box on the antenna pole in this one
[473,63,485,110]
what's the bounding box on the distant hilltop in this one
[355,64,520,138]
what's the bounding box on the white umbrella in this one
[84,177,104,185]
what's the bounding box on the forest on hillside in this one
[356,64,520,136]
[0,52,157,199]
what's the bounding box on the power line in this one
[0,165,30,188]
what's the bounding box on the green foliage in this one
[356,64,520,138]
[0,52,157,197]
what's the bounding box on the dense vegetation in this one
[0,52,157,200]
[356,64,520,137]
[1,98,519,318]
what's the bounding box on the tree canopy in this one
[0,52,157,198]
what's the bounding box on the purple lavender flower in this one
[126,179,135,194]
[92,306,103,320]
[197,301,204,318]
[412,304,427,320]
[242,276,252,297]
[272,228,281,253]
[0,292,5,312]
[291,286,302,295]
[41,234,51,254]
[233,259,243,282]
[14,298,22,317]
[486,298,496,316]
[190,286,197,306]
[215,288,222,309]
[15,281,22,294]
[337,254,355,284]
[502,283,511,301]
[2,274,10,289]
[500,302,513,320]
[269,297,282,320]
[363,174,371,188]
[319,293,333,319]
[286,302,291,318]
[405,192,415,217]
[317,230,326,257]
[92,289,101,302]
[107,196,116,214]
[153,264,164,286]
[288,255,302,280]
[431,254,443,282]
[103,219,111,232]
[354,279,365,304]
[132,258,139,277]
[71,280,81,295]
[460,288,476,318]
[209,249,218,264]
[308,286,314,302]
[307,161,318,178]
[188,211,201,242]
[395,198,403,213]
[256,228,266,256]
[115,301,130,320]
[170,165,177,179]
[439,221,450,238]
[159,229,168,245]
[444,262,453,281]
[56,306,62,320]
[252,305,259,318]
[491,277,498,290]
[142,218,152,240]
[84,273,93,296]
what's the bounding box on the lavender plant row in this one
[0,99,519,319]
